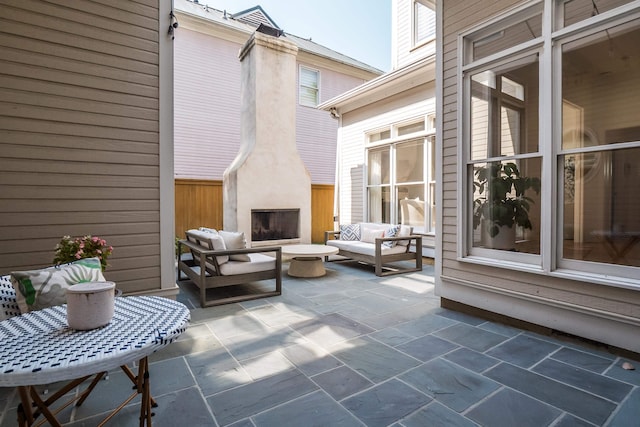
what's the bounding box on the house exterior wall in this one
[297,61,366,184]
[393,0,436,69]
[174,22,372,185]
[338,84,435,226]
[437,0,640,352]
[174,28,241,180]
[0,0,175,296]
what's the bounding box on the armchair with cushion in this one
[177,228,282,307]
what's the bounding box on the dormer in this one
[392,0,435,70]
[231,6,280,29]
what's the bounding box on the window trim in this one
[298,65,320,107]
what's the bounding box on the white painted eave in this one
[318,55,436,114]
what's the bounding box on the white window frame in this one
[413,0,436,47]
[457,0,640,288]
[365,116,436,234]
[298,65,320,107]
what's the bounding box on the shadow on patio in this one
[1,259,638,426]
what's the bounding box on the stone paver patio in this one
[1,258,638,426]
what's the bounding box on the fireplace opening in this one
[251,209,300,241]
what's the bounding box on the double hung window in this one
[367,117,436,234]
[414,0,436,46]
[299,66,319,107]
[460,1,640,283]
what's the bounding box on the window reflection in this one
[472,159,542,254]
[560,0,634,29]
[561,20,640,267]
[562,148,640,267]
[471,56,539,160]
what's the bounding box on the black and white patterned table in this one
[0,296,190,426]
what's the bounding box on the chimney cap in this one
[256,23,284,38]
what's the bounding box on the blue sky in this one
[198,0,392,72]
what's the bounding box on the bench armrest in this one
[324,230,340,243]
[374,234,423,251]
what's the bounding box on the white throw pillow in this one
[397,225,413,246]
[199,227,218,234]
[186,229,229,265]
[361,228,385,244]
[219,231,251,262]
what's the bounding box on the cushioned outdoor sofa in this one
[177,228,282,307]
[324,223,422,276]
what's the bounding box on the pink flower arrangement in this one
[53,235,114,271]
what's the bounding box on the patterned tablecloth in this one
[0,296,190,386]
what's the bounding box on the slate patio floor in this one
[1,258,639,426]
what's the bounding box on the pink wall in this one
[174,29,242,180]
[175,28,367,184]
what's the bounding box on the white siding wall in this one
[439,0,640,352]
[174,28,367,184]
[338,83,435,224]
[0,0,169,295]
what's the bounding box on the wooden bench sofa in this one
[177,229,282,307]
[324,223,422,276]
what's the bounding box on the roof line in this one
[318,55,436,110]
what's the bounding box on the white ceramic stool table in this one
[282,244,339,278]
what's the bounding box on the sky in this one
[197,0,392,72]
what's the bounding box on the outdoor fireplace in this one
[251,209,299,241]
[222,29,311,245]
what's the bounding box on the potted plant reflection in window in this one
[472,162,541,250]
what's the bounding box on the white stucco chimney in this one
[223,30,312,246]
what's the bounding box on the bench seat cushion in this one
[326,240,407,256]
[218,253,276,275]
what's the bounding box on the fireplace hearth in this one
[252,209,299,241]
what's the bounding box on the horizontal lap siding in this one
[0,0,161,294]
[174,28,241,180]
[297,64,365,185]
[441,1,640,324]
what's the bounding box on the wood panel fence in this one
[175,179,334,243]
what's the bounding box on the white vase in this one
[482,223,516,250]
[66,281,116,330]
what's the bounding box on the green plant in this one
[53,235,113,271]
[175,236,183,259]
[472,162,541,238]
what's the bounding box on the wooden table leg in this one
[138,357,153,427]
[29,386,62,427]
[17,386,33,426]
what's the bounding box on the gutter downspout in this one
[333,114,342,229]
